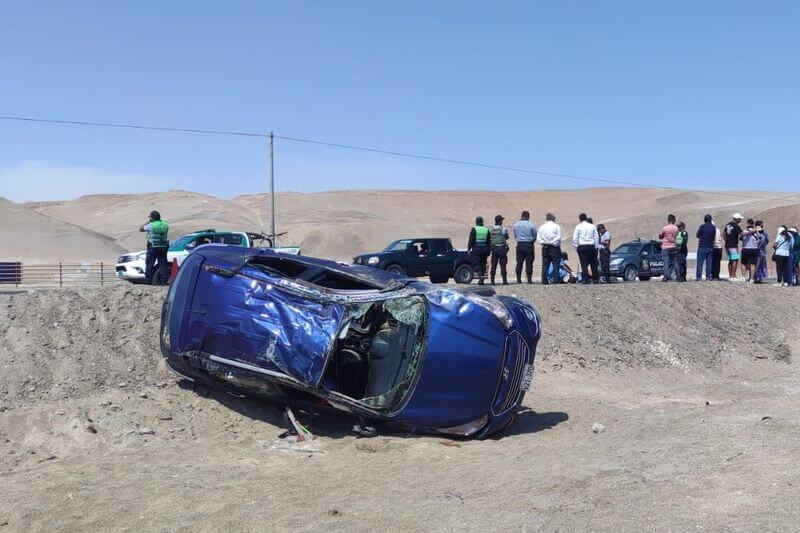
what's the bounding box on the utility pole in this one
[269,131,276,246]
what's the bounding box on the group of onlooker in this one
[468,211,800,286]
[691,213,798,286]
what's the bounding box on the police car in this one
[115,229,300,283]
[608,239,675,282]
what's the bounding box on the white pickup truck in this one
[115,229,301,283]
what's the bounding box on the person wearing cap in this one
[675,221,689,281]
[724,214,744,279]
[695,214,715,281]
[139,210,170,285]
[467,216,491,285]
[537,213,563,285]
[572,213,599,284]
[772,225,793,286]
[513,210,537,284]
[489,214,510,285]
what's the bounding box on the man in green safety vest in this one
[467,216,491,285]
[139,210,170,285]
[489,214,510,285]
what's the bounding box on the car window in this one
[642,243,654,255]
[612,243,640,255]
[413,240,430,255]
[653,242,662,253]
[429,240,447,253]
[214,233,244,245]
[169,235,196,251]
[384,240,412,252]
[186,235,213,250]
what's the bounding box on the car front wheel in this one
[386,264,405,276]
[454,264,474,284]
[623,264,638,282]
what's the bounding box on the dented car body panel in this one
[160,245,541,437]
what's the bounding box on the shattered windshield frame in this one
[325,295,429,414]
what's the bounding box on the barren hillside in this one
[0,198,125,263]
[18,188,800,262]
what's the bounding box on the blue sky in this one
[1,1,798,201]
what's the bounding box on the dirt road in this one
[1,283,798,531]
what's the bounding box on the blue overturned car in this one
[160,245,541,438]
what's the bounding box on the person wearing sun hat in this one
[724,213,744,279]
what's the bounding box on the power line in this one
[0,114,794,201]
[0,115,268,138]
[274,134,660,189]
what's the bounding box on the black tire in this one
[623,264,638,282]
[456,286,496,297]
[385,264,405,276]
[453,264,474,284]
[639,275,651,281]
[429,274,449,284]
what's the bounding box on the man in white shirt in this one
[537,212,562,285]
[572,213,599,284]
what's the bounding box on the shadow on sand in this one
[179,380,568,441]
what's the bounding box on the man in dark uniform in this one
[139,210,170,285]
[489,214,510,285]
[676,221,689,282]
[467,216,491,285]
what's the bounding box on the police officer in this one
[139,210,170,285]
[489,214,510,285]
[467,216,491,285]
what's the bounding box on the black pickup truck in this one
[353,238,475,284]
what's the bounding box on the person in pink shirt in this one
[658,214,679,281]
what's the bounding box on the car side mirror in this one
[641,251,648,257]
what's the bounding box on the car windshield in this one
[384,240,412,252]
[613,243,641,255]
[169,235,198,251]
[322,295,428,412]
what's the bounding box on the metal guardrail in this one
[0,262,126,287]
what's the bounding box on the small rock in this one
[592,423,606,434]
[138,392,148,399]
[99,400,112,407]
[327,509,341,517]
[157,413,173,421]
[155,382,167,388]
[117,382,128,388]
[137,427,155,435]
[761,416,772,421]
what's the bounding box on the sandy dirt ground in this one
[1,283,798,531]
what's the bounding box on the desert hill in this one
[0,197,126,263]
[15,188,800,262]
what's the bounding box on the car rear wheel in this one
[454,264,474,284]
[623,264,638,282]
[429,274,449,283]
[385,264,405,276]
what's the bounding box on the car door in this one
[640,242,655,274]
[427,239,452,277]
[650,242,665,274]
[405,239,433,276]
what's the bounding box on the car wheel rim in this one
[624,267,637,281]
